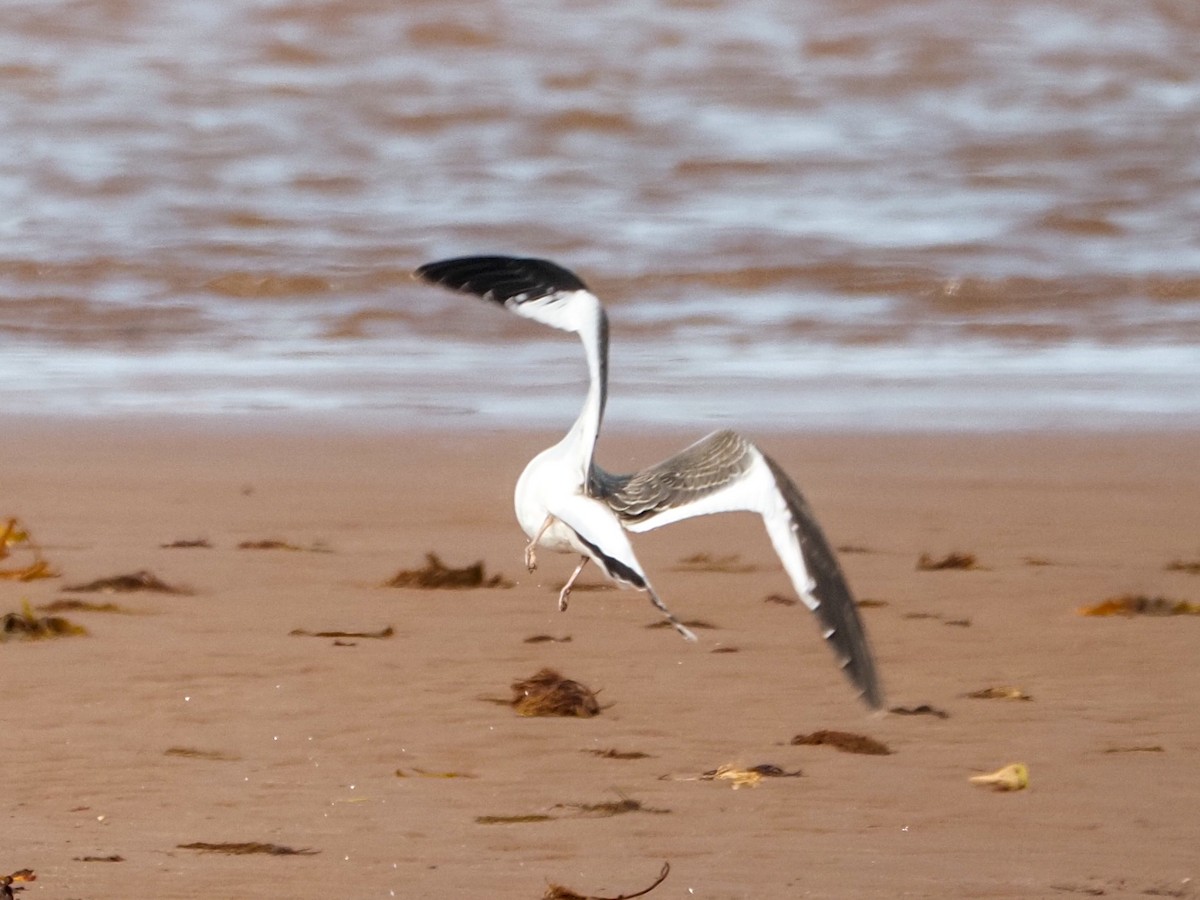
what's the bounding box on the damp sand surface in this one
[2,419,1198,898]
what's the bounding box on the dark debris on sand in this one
[553,791,670,817]
[2,601,86,642]
[63,570,188,594]
[386,553,513,589]
[791,729,893,755]
[160,538,212,549]
[966,686,1033,701]
[916,552,979,571]
[177,842,317,856]
[290,625,394,639]
[1078,594,1200,616]
[511,668,600,718]
[673,552,758,573]
[544,862,671,900]
[583,748,652,760]
[238,538,332,553]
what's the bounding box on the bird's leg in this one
[524,515,554,572]
[646,586,698,642]
[557,557,589,612]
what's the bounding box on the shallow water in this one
[2,0,1198,430]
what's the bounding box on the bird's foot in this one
[523,544,537,573]
[557,585,571,612]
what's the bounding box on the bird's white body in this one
[415,255,882,707]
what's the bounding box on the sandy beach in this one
[2,418,1198,899]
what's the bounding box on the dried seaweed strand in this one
[544,862,671,900]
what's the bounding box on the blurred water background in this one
[2,0,1198,431]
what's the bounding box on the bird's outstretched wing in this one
[414,256,589,304]
[592,430,882,708]
[414,255,605,340]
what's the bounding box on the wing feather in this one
[760,453,882,709]
[590,430,754,524]
[592,430,882,708]
[414,256,588,304]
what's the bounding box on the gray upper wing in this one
[589,429,754,524]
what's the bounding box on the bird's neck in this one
[558,305,608,477]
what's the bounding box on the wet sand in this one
[3,419,1198,899]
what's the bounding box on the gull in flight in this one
[414,255,882,708]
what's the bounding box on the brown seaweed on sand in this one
[966,686,1032,700]
[511,668,600,717]
[673,552,758,573]
[289,626,394,639]
[177,842,318,856]
[1165,559,1200,575]
[238,538,332,553]
[1078,594,1200,616]
[386,553,513,589]
[583,748,652,760]
[791,730,893,755]
[544,862,670,900]
[916,551,979,571]
[553,793,669,817]
[2,601,87,642]
[161,538,212,549]
[0,518,57,581]
[524,633,572,643]
[475,814,554,825]
[164,747,240,761]
[63,570,188,594]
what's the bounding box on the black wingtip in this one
[414,255,589,304]
[762,454,884,711]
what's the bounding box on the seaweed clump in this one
[966,686,1032,701]
[63,570,187,594]
[674,552,757,573]
[705,764,803,789]
[2,601,87,642]
[790,729,893,755]
[177,842,317,856]
[386,553,512,589]
[916,552,979,571]
[511,668,600,718]
[0,518,57,581]
[544,862,670,900]
[1078,594,1200,616]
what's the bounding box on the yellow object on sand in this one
[969,763,1029,791]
